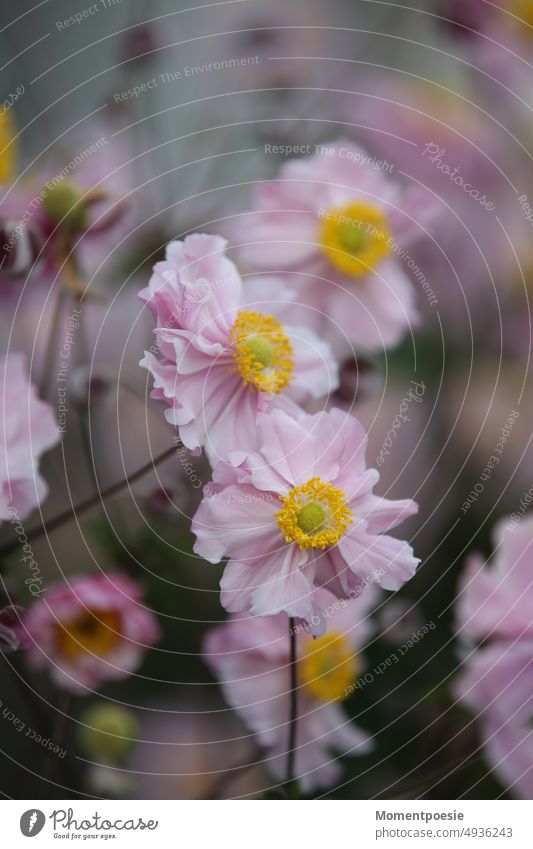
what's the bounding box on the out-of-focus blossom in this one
[352,78,528,323]
[139,233,338,464]
[193,407,419,623]
[455,515,533,797]
[24,572,161,694]
[0,353,60,522]
[232,139,433,355]
[456,515,532,644]
[438,0,533,145]
[0,604,27,653]
[204,587,376,794]
[0,124,136,294]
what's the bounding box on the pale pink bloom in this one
[0,119,140,294]
[193,407,419,623]
[0,353,60,521]
[352,77,529,324]
[24,572,161,694]
[455,644,533,798]
[231,139,432,354]
[204,587,376,794]
[455,515,533,797]
[457,515,533,644]
[139,233,338,464]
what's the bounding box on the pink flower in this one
[193,407,419,623]
[24,572,161,694]
[1,120,136,293]
[139,233,338,464]
[457,516,533,644]
[455,643,532,799]
[231,139,431,354]
[0,353,60,521]
[454,515,533,797]
[204,587,376,793]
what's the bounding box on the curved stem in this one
[0,443,179,558]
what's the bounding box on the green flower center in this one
[297,502,326,534]
[337,222,365,255]
[245,335,273,368]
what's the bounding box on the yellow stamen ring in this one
[275,477,352,550]
[229,309,293,394]
[300,632,358,701]
[319,201,392,277]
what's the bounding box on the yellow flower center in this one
[55,610,121,659]
[275,477,352,549]
[319,201,391,277]
[300,632,358,701]
[0,112,16,184]
[506,0,533,35]
[229,309,293,394]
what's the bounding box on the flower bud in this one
[79,702,139,763]
[42,181,88,232]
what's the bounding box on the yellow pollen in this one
[275,477,352,549]
[300,632,358,701]
[0,111,16,184]
[319,201,391,277]
[55,610,121,659]
[229,309,293,394]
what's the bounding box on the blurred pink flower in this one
[351,77,529,323]
[203,587,376,794]
[455,643,532,798]
[24,572,160,694]
[231,139,432,355]
[0,352,60,521]
[0,122,137,293]
[193,407,419,623]
[139,233,338,464]
[455,515,533,797]
[457,515,533,643]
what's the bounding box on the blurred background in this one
[0,0,532,800]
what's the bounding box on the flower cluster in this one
[139,141,426,790]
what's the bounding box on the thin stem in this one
[0,443,179,558]
[286,616,298,788]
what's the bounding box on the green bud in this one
[79,703,139,763]
[42,181,88,231]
